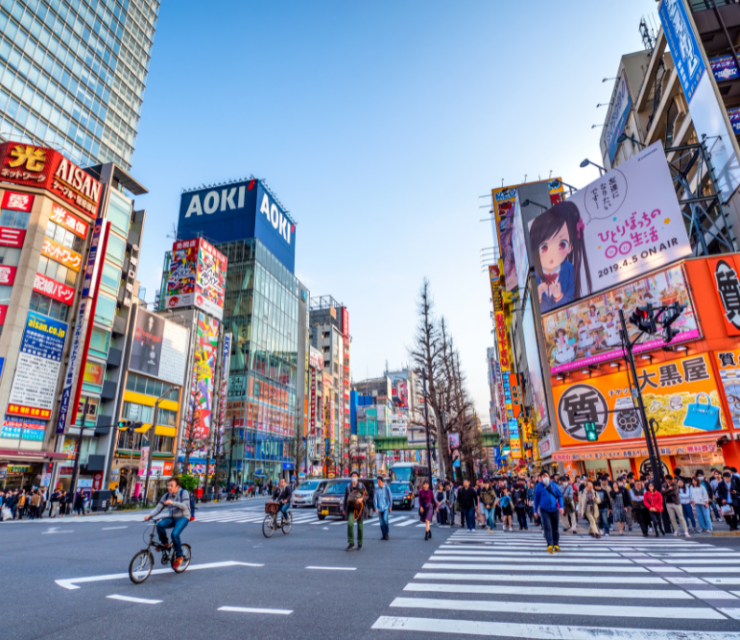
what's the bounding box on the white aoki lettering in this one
[279,214,287,238]
[221,188,236,211]
[270,204,279,228]
[184,195,203,218]
[238,186,246,208]
[203,191,219,214]
[260,194,271,219]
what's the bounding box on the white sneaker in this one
[685,532,691,537]
[673,532,679,536]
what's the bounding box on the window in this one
[37,254,76,286]
[94,293,116,326]
[0,285,12,304]
[0,208,30,229]
[0,247,20,266]
[75,398,98,424]
[105,233,125,265]
[106,190,131,234]
[28,291,69,320]
[45,219,83,251]
[88,328,110,356]
[100,262,121,294]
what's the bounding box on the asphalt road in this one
[4,501,740,640]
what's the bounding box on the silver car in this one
[291,479,329,508]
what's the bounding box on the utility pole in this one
[421,369,434,484]
[143,385,178,506]
[68,397,90,502]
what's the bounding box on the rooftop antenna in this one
[639,17,654,52]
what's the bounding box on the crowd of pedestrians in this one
[421,464,740,548]
[0,487,92,521]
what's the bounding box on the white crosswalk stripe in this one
[370,528,740,638]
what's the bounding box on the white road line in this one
[101,526,128,531]
[431,555,633,565]
[389,596,724,620]
[55,561,264,590]
[413,573,666,584]
[373,516,410,526]
[422,562,647,573]
[310,519,327,525]
[683,567,740,573]
[690,591,740,600]
[107,594,162,604]
[439,547,620,556]
[403,583,691,599]
[396,519,418,527]
[651,552,734,557]
[306,566,356,571]
[218,606,292,615]
[665,559,740,565]
[330,520,346,526]
[706,578,740,585]
[372,616,740,639]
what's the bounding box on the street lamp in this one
[617,133,646,149]
[579,158,606,175]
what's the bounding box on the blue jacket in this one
[374,483,392,512]
[534,481,563,513]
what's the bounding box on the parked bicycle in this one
[129,521,192,584]
[262,501,292,538]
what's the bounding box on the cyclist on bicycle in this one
[144,477,191,570]
[272,478,292,519]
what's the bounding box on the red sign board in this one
[1,190,34,212]
[341,306,349,338]
[0,264,16,286]
[0,142,101,217]
[50,203,88,238]
[0,227,25,247]
[6,403,51,420]
[33,272,75,305]
[708,255,740,336]
[0,305,6,325]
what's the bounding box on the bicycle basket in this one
[265,501,280,514]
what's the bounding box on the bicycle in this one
[129,521,192,584]
[262,501,292,538]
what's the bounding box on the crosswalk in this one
[372,528,740,639]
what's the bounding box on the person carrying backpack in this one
[533,471,564,553]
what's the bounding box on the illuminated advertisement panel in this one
[189,312,219,440]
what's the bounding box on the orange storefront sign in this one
[552,352,728,449]
[41,236,82,272]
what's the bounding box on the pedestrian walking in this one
[578,480,601,538]
[374,476,392,540]
[533,471,563,553]
[662,475,690,537]
[678,478,697,533]
[609,482,627,535]
[480,479,497,532]
[499,488,513,531]
[418,480,435,540]
[594,480,611,536]
[343,472,367,551]
[629,479,650,537]
[560,477,577,534]
[690,476,712,533]
[715,470,740,531]
[644,482,665,537]
[457,479,478,533]
[513,481,529,531]
[435,482,448,526]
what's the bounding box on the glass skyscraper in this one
[0,0,159,171]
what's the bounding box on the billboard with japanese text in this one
[8,312,67,421]
[603,71,632,165]
[528,143,690,313]
[522,300,550,430]
[189,312,219,440]
[542,264,699,375]
[165,238,226,320]
[552,352,727,448]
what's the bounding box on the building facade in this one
[0,0,160,171]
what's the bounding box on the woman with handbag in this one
[690,476,712,533]
[418,480,436,540]
[644,482,665,537]
[577,480,601,538]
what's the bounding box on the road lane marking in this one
[396,519,418,527]
[682,567,740,573]
[55,561,264,590]
[306,566,356,571]
[431,555,632,565]
[389,596,725,619]
[219,606,292,615]
[107,594,161,604]
[421,562,647,572]
[42,527,73,534]
[413,573,666,584]
[403,582,692,599]
[372,616,740,639]
[102,526,128,531]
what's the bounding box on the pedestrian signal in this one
[584,422,598,442]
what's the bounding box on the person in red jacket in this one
[644,482,665,537]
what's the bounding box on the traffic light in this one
[660,302,686,344]
[629,303,657,334]
[584,422,598,442]
[118,419,133,431]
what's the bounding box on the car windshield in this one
[393,467,412,482]
[297,481,319,491]
[391,482,410,492]
[324,482,349,494]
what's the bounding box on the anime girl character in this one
[604,312,621,347]
[576,319,593,357]
[553,327,575,364]
[530,201,592,313]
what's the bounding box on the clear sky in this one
[131,0,659,422]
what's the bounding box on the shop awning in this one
[552,433,723,462]
[0,448,71,462]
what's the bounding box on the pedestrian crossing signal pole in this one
[619,309,665,490]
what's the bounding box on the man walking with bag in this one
[343,472,367,551]
[534,471,564,553]
[374,476,392,540]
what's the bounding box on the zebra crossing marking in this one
[403,582,692,599]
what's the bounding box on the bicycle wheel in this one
[262,514,276,538]
[281,512,292,534]
[172,543,191,573]
[129,549,154,584]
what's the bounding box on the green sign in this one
[584,422,598,442]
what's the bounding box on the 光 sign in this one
[178,178,297,273]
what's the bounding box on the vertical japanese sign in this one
[218,332,231,428]
[8,312,68,421]
[57,219,109,434]
[708,256,740,336]
[716,349,740,430]
[189,313,219,439]
[603,71,633,165]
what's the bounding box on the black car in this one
[390,481,414,510]
[316,478,375,520]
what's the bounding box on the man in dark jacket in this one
[343,472,367,551]
[533,471,563,552]
[457,479,478,533]
[716,471,740,531]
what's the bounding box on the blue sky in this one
[131,0,659,421]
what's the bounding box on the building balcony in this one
[101,380,118,401]
[107,347,122,368]
[112,315,128,336]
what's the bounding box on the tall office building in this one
[0,0,159,171]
